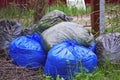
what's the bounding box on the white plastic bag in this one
[66,0,86,10]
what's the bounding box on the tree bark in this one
[91,0,100,36]
[34,0,48,23]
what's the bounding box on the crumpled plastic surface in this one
[44,40,97,80]
[88,41,96,52]
[95,32,120,64]
[21,24,37,35]
[42,22,94,51]
[9,33,46,68]
[0,20,22,56]
[35,10,72,33]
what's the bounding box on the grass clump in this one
[74,62,120,80]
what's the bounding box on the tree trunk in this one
[34,0,48,23]
[91,0,100,36]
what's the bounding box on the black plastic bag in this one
[95,32,120,64]
[0,20,22,57]
[0,20,22,36]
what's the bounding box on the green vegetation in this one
[73,63,120,80]
[105,24,120,33]
[42,62,120,80]
[46,3,91,16]
[0,7,34,19]
[105,3,120,33]
[105,16,120,33]
[0,6,34,28]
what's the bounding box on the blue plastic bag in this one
[88,41,96,52]
[9,33,46,68]
[44,40,97,80]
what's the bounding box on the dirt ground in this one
[71,15,91,26]
[0,50,44,80]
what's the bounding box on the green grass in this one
[105,17,120,33]
[105,24,120,33]
[0,6,34,28]
[46,3,91,16]
[105,16,120,33]
[73,63,120,80]
[104,3,120,33]
[0,7,34,19]
[43,62,120,80]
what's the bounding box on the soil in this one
[0,50,44,80]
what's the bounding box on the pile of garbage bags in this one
[1,10,120,80]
